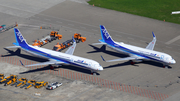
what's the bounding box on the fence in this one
[0,56,169,101]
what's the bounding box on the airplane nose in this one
[173,59,176,64]
[99,66,103,71]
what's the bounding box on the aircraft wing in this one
[20,60,65,67]
[65,37,76,55]
[101,56,145,62]
[146,32,156,50]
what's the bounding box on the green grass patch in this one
[88,0,180,24]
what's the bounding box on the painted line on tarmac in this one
[165,35,180,45]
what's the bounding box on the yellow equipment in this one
[0,74,16,84]
[25,80,36,89]
[74,33,86,43]
[35,81,48,88]
[50,31,62,40]
[15,78,27,87]
[0,74,4,80]
[4,75,17,86]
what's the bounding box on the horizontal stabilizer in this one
[5,46,21,49]
[92,43,107,45]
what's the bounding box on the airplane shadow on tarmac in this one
[3,48,48,62]
[88,45,172,69]
[4,48,94,75]
[19,65,91,75]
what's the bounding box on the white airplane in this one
[92,25,176,68]
[6,28,103,75]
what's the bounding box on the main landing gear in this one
[91,71,97,75]
[130,60,135,65]
[163,65,168,68]
[49,65,54,70]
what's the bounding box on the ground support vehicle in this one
[0,74,17,84]
[0,74,4,81]
[46,82,63,90]
[32,31,62,47]
[0,23,18,33]
[20,80,36,89]
[50,31,62,40]
[35,81,48,88]
[53,39,73,51]
[15,78,27,87]
[4,75,17,86]
[74,33,86,43]
[53,33,86,51]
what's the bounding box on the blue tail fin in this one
[13,28,28,47]
[100,25,115,45]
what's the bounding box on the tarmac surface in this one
[0,0,180,101]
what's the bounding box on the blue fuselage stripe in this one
[103,40,165,63]
[21,45,93,70]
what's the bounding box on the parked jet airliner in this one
[92,25,176,68]
[6,28,103,75]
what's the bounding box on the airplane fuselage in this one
[22,45,103,72]
[106,41,175,65]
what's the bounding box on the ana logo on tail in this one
[102,28,110,39]
[16,30,24,42]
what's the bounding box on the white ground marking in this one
[165,35,180,45]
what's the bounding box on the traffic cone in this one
[164,19,165,22]
[93,4,94,6]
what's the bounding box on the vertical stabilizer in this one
[100,25,115,45]
[13,28,28,47]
